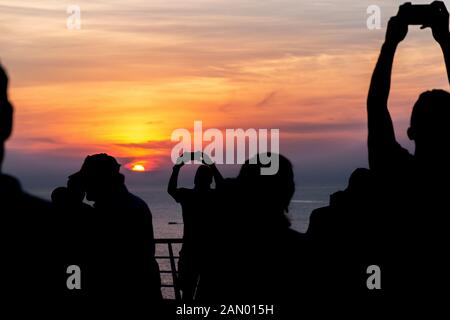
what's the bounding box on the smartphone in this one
[399,4,435,25]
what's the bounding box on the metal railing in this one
[155,238,183,300]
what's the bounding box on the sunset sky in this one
[1,0,449,194]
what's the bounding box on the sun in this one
[131,164,146,172]
[125,160,153,172]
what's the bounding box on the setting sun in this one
[131,164,146,172]
[125,159,158,172]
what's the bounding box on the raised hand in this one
[423,1,450,46]
[174,153,187,168]
[385,15,408,46]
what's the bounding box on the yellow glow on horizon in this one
[131,164,145,172]
[124,160,157,172]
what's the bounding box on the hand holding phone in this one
[385,15,408,45]
[423,1,450,46]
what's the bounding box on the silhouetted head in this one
[346,168,374,200]
[52,181,85,207]
[67,174,86,203]
[237,153,295,228]
[51,187,70,206]
[194,165,213,189]
[407,90,450,165]
[70,153,124,202]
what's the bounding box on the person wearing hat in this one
[69,153,162,304]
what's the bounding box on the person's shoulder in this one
[22,192,52,209]
[307,205,335,236]
[378,143,414,177]
[391,142,414,165]
[309,206,333,223]
[0,174,21,194]
[398,144,413,159]
[281,228,307,263]
[1,174,51,209]
[126,192,151,212]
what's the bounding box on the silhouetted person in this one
[196,154,305,318]
[69,153,162,304]
[52,174,95,301]
[52,175,90,210]
[306,168,380,304]
[0,63,63,310]
[368,2,450,175]
[366,1,450,296]
[168,152,223,301]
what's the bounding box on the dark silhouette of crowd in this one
[1,1,450,317]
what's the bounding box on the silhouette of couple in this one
[1,0,450,316]
[55,154,162,303]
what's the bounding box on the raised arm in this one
[427,1,450,84]
[367,15,408,170]
[439,38,450,85]
[167,156,184,198]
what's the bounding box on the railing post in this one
[168,242,181,301]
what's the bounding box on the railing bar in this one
[154,238,183,300]
[160,271,179,274]
[168,242,181,301]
